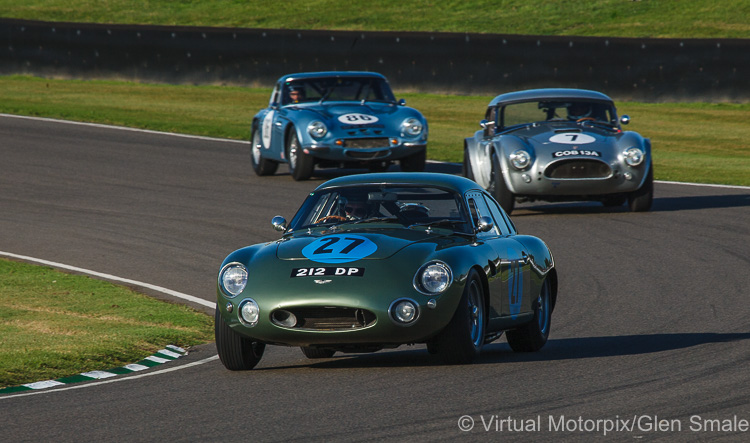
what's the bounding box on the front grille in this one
[272,307,377,330]
[545,159,611,179]
[343,138,390,149]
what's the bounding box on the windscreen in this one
[289,185,471,233]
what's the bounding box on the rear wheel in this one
[628,164,653,212]
[506,278,551,352]
[286,128,314,181]
[489,152,514,214]
[215,309,265,370]
[300,347,336,359]
[250,126,278,176]
[463,146,475,181]
[433,269,485,364]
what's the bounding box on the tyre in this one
[286,128,314,181]
[215,309,265,370]
[434,269,486,364]
[506,278,551,352]
[628,164,653,212]
[463,146,475,181]
[300,347,336,359]
[399,149,426,172]
[250,126,278,176]
[489,152,515,214]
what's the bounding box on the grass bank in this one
[2,75,748,186]
[1,0,748,38]
[0,258,213,388]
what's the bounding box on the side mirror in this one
[476,216,494,233]
[271,102,280,110]
[620,115,630,125]
[398,98,406,106]
[271,215,287,232]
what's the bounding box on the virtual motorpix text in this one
[457,414,749,436]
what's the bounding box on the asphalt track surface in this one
[1,115,749,441]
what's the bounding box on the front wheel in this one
[433,269,485,364]
[250,126,279,176]
[286,129,314,181]
[215,309,265,370]
[506,278,551,352]
[628,164,653,212]
[489,152,515,214]
[399,149,426,172]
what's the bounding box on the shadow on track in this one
[256,332,750,370]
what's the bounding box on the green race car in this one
[215,172,557,369]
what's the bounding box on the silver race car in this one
[463,89,653,213]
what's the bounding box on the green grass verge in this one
[1,0,748,38]
[0,258,213,388]
[2,75,748,186]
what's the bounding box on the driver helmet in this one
[567,103,592,120]
[288,86,305,103]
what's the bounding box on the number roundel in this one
[302,234,378,264]
[337,114,379,125]
[549,133,596,145]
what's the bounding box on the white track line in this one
[0,355,220,400]
[0,251,216,309]
[0,112,248,144]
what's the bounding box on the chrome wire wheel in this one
[288,135,299,171]
[252,130,262,165]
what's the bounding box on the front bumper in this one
[303,140,426,162]
[506,158,650,197]
[217,285,460,347]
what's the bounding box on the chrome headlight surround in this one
[307,120,328,139]
[388,298,420,326]
[238,298,260,327]
[219,262,248,298]
[401,117,423,136]
[413,261,453,295]
[509,150,531,170]
[623,147,645,166]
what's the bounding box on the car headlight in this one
[509,150,531,170]
[307,121,328,139]
[238,299,260,327]
[401,118,423,136]
[414,261,453,294]
[623,147,645,166]
[219,263,248,298]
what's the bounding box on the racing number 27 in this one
[313,237,365,255]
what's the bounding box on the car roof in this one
[315,172,484,195]
[488,88,614,107]
[277,71,388,83]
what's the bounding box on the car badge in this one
[314,279,333,285]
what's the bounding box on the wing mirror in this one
[620,115,630,125]
[476,216,494,233]
[398,98,406,106]
[271,215,287,232]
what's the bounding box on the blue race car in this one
[250,71,428,180]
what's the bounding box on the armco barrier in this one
[1,18,747,101]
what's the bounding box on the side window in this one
[466,193,498,238]
[483,195,513,236]
[269,85,280,107]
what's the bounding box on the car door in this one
[468,191,531,322]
